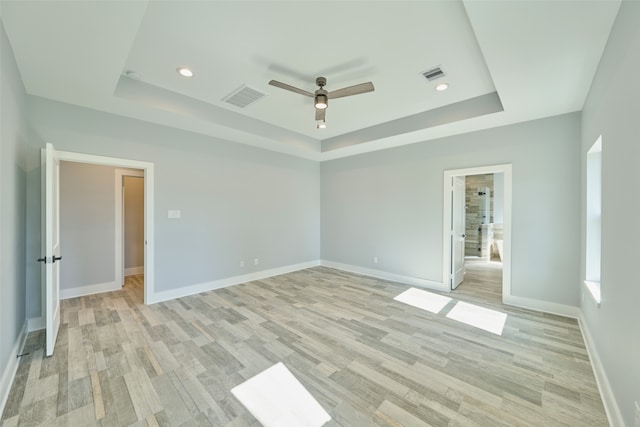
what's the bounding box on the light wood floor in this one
[1,267,607,426]
[455,258,503,305]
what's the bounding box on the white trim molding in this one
[148,260,321,304]
[0,322,27,418]
[502,295,579,319]
[125,266,144,276]
[320,260,447,292]
[56,149,154,305]
[60,281,121,300]
[578,313,625,427]
[443,164,513,301]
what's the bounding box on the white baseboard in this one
[578,313,625,427]
[502,295,579,318]
[320,261,579,319]
[0,321,27,419]
[60,281,121,300]
[320,260,448,292]
[27,316,44,332]
[125,266,144,276]
[148,260,321,304]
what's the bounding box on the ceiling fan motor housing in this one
[315,93,328,109]
[315,86,329,109]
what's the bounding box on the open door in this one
[451,175,466,289]
[40,143,61,356]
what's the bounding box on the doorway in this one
[42,144,154,355]
[115,169,144,296]
[443,164,512,303]
[124,176,144,276]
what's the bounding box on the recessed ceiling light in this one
[177,67,194,78]
[435,83,449,91]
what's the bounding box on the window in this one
[585,136,601,304]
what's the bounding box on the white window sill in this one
[583,281,601,307]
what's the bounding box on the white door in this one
[451,176,466,289]
[42,143,61,356]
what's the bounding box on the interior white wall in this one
[580,1,640,425]
[59,162,118,291]
[0,20,28,412]
[26,96,321,298]
[321,113,581,306]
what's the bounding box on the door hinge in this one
[37,256,62,264]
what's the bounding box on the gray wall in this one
[321,113,581,306]
[59,162,117,290]
[0,21,28,390]
[124,176,144,270]
[580,1,640,425]
[27,97,321,296]
[4,6,637,423]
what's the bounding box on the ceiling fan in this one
[268,76,375,128]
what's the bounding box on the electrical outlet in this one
[240,260,244,268]
[373,256,378,264]
[634,401,639,427]
[254,258,259,266]
[168,210,181,219]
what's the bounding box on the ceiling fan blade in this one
[268,80,314,97]
[328,82,375,99]
[315,108,326,121]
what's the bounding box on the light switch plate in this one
[168,210,181,219]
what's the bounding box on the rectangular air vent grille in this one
[222,85,266,108]
[422,67,445,81]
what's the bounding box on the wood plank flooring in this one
[1,267,607,426]
[455,258,503,305]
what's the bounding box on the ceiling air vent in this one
[422,67,445,81]
[222,85,266,108]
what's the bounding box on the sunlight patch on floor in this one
[446,301,507,335]
[394,287,452,314]
[231,362,331,427]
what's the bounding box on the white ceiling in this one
[0,0,621,161]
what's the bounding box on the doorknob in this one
[52,256,62,263]
[461,234,466,238]
[37,257,46,263]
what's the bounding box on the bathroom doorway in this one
[443,164,512,304]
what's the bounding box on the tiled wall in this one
[465,174,494,257]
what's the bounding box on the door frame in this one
[443,164,512,300]
[49,149,155,305]
[451,175,466,289]
[116,169,145,288]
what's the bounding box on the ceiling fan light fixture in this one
[315,94,328,109]
[269,76,374,125]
